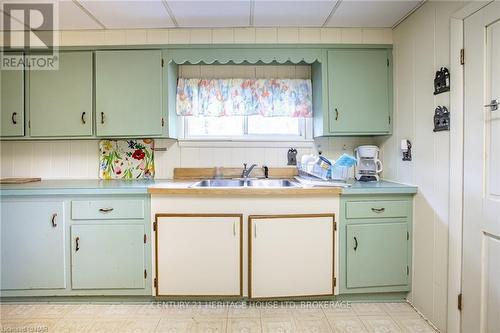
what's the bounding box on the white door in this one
[249,215,334,298]
[463,3,500,332]
[156,215,241,296]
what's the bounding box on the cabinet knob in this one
[11,112,17,124]
[51,213,57,227]
[81,112,86,124]
[353,236,358,251]
[75,237,80,252]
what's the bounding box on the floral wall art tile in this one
[99,139,155,180]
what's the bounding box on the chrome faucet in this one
[241,163,258,179]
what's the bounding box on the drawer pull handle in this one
[335,108,339,121]
[354,237,358,251]
[99,208,114,213]
[101,112,105,124]
[51,213,57,227]
[371,208,385,213]
[81,112,86,124]
[11,112,17,124]
[75,237,80,252]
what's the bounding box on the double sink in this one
[191,179,300,188]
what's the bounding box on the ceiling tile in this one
[168,1,251,27]
[59,1,102,30]
[253,1,335,27]
[327,0,421,27]
[80,0,175,29]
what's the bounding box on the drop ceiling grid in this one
[60,0,424,30]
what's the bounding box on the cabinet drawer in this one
[345,201,409,219]
[72,200,144,220]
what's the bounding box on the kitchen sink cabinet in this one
[1,52,25,137]
[29,51,93,137]
[315,48,392,137]
[95,50,164,137]
[155,214,242,296]
[0,200,66,290]
[249,214,335,299]
[71,224,146,290]
[339,195,412,294]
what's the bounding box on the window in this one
[184,116,304,139]
[177,78,311,140]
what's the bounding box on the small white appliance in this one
[354,145,383,181]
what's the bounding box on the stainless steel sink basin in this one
[191,179,246,188]
[190,179,300,188]
[247,179,299,188]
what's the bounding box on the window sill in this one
[178,139,315,148]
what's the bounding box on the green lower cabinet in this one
[0,195,151,297]
[0,201,66,290]
[346,222,408,289]
[71,224,146,290]
[340,195,413,294]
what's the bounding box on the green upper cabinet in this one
[1,53,25,137]
[29,51,93,137]
[95,50,163,137]
[321,49,392,136]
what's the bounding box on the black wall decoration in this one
[434,67,450,95]
[433,106,450,132]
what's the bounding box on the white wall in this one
[378,1,466,331]
[1,26,389,180]
[0,136,377,179]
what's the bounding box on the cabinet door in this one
[328,49,391,135]
[1,53,24,137]
[29,51,93,137]
[71,224,145,289]
[346,222,408,289]
[95,50,163,137]
[0,201,65,290]
[250,215,334,298]
[156,215,241,296]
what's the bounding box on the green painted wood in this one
[95,50,163,137]
[327,49,391,135]
[166,48,324,65]
[71,199,145,220]
[29,51,93,137]
[346,222,408,288]
[0,200,66,290]
[345,200,410,219]
[71,224,145,289]
[339,194,413,294]
[1,53,24,137]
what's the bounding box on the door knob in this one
[484,99,498,111]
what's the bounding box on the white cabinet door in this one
[156,215,242,296]
[249,215,334,298]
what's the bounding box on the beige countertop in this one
[147,180,343,196]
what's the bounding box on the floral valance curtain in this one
[176,78,312,117]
